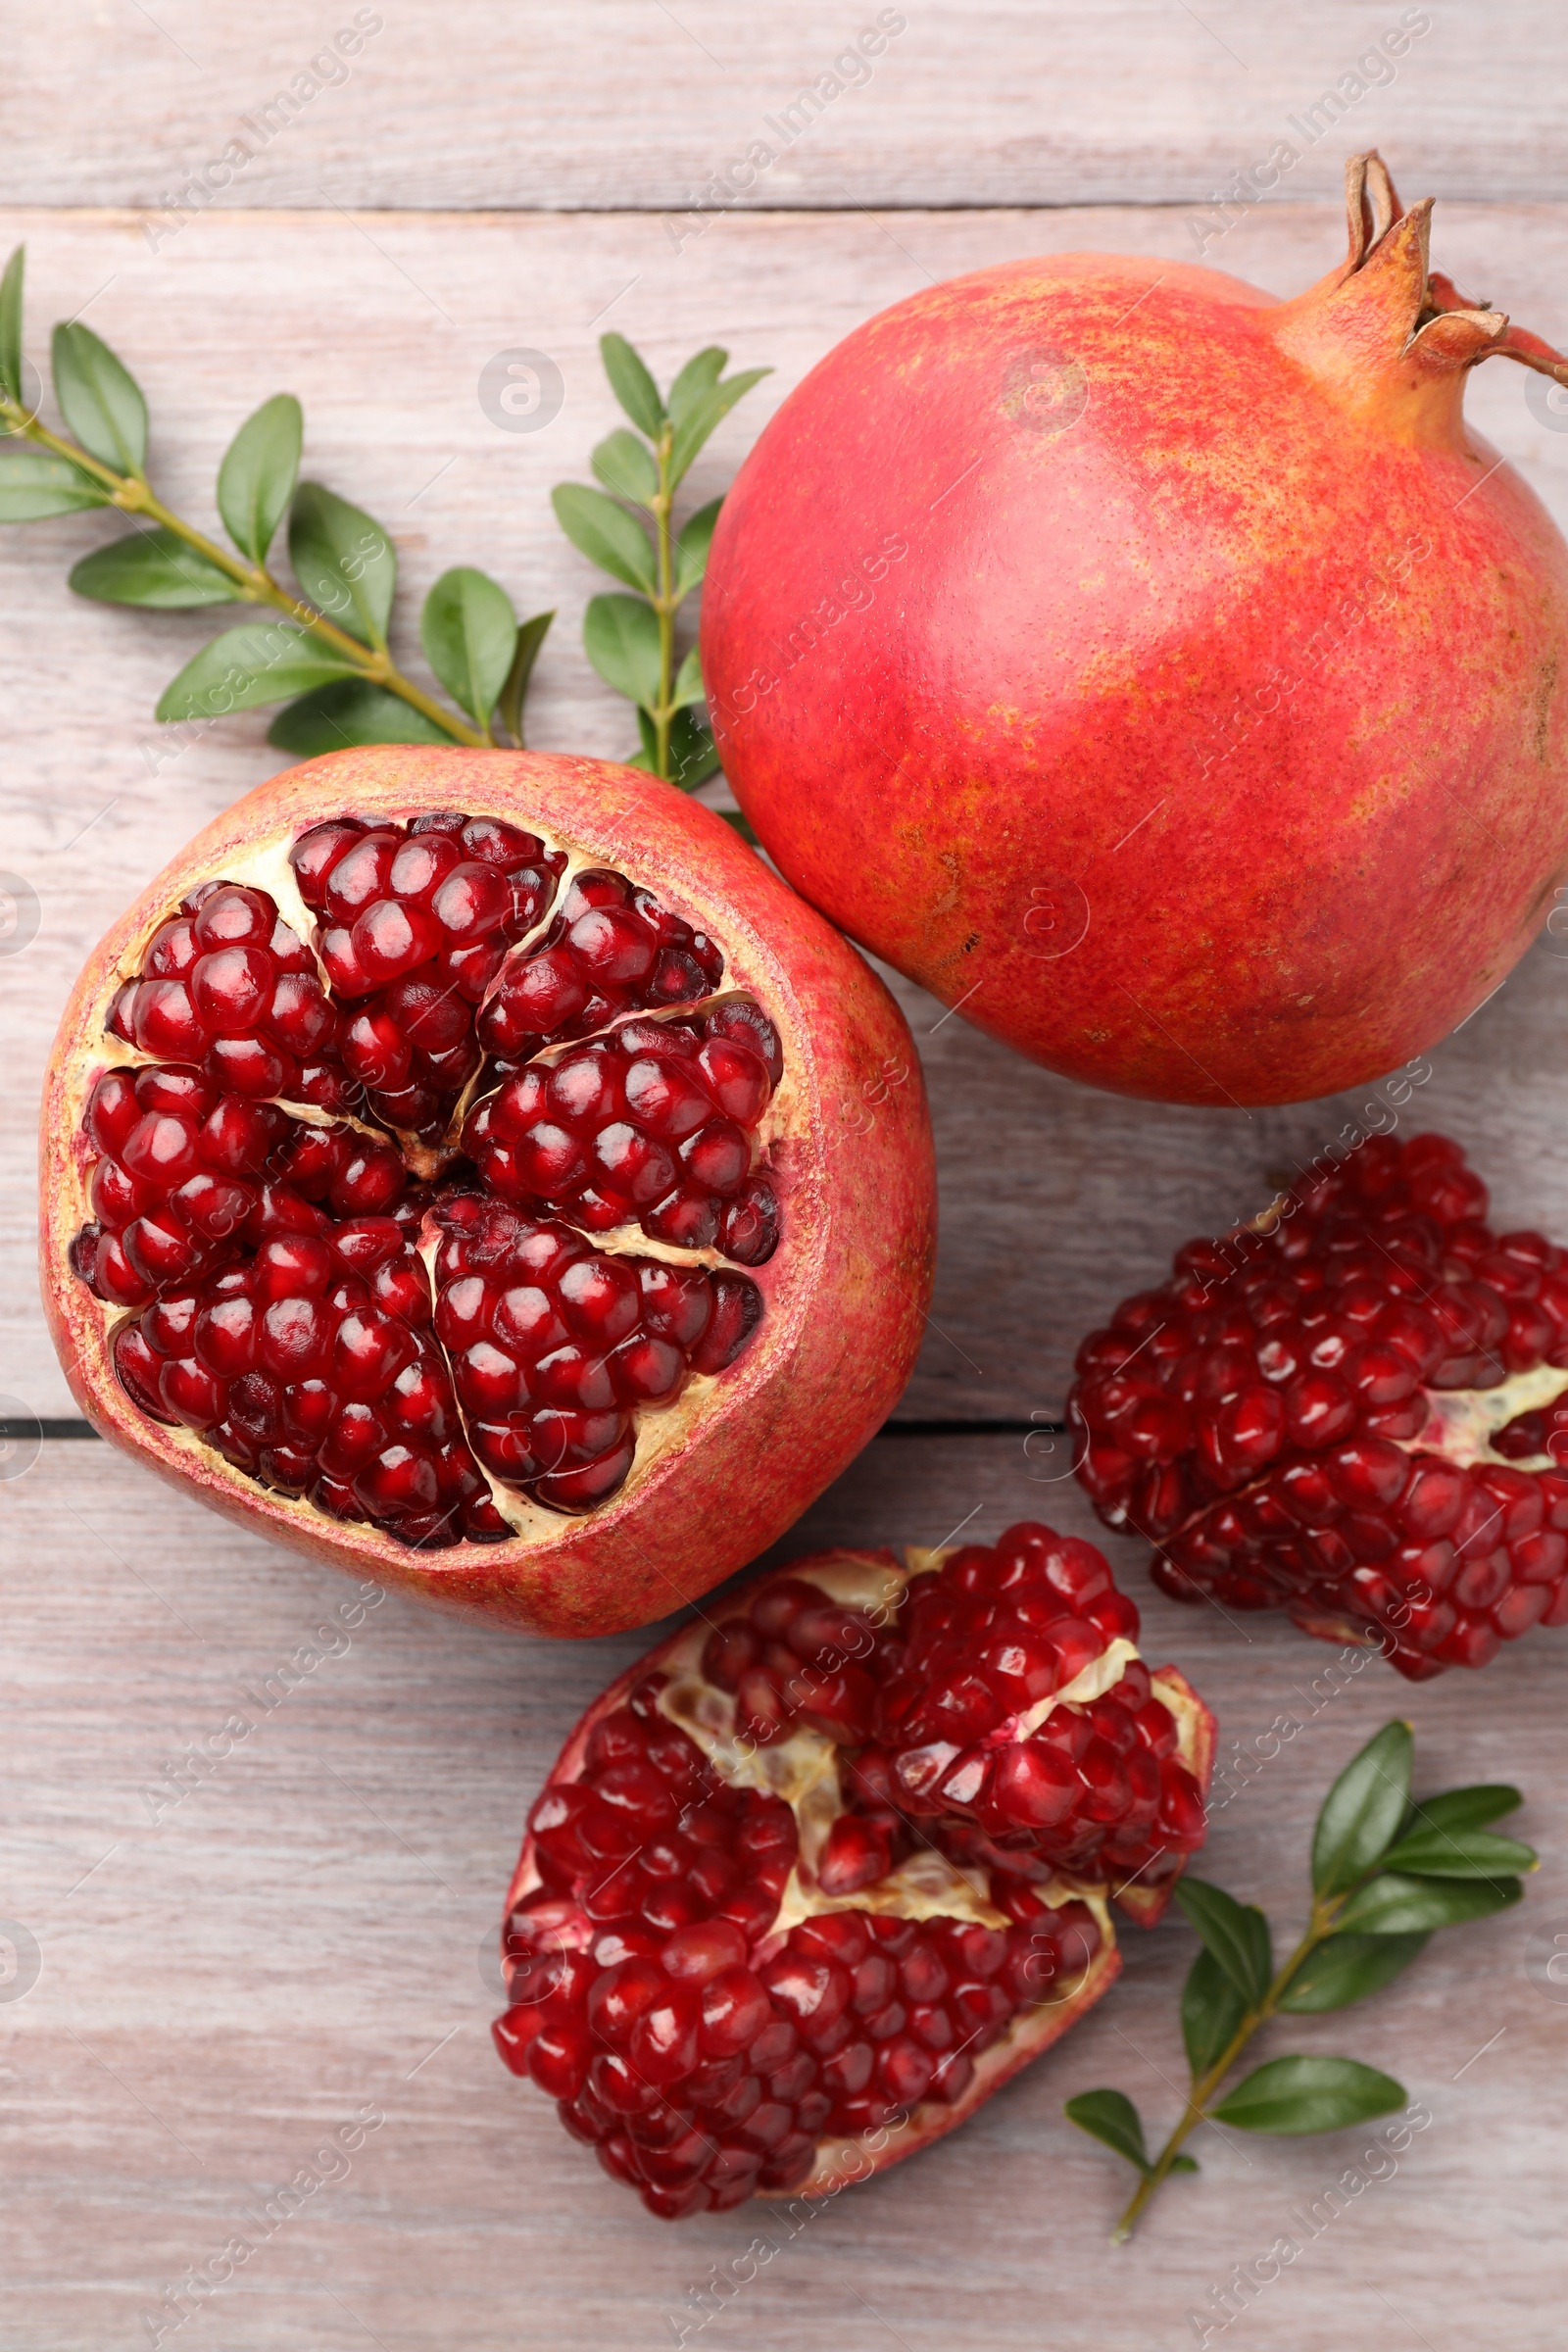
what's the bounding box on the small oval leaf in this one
[1399,1786,1524,1838]
[1277,1932,1431,2014]
[674,495,722,599]
[156,621,359,721]
[552,482,657,594]
[71,526,240,609]
[1209,2055,1405,2136]
[668,367,771,489]
[600,332,664,437]
[0,448,109,519]
[582,592,662,710]
[267,678,456,755]
[1181,1946,1248,2078]
[287,480,395,650]
[591,428,659,508]
[1063,2088,1150,2174]
[218,393,303,564]
[666,707,719,790]
[0,246,24,410]
[1312,1721,1413,1897]
[495,608,554,749]
[51,321,147,475]
[667,345,728,423]
[671,644,705,710]
[1174,1878,1272,2007]
[1378,1827,1537,1880]
[420,564,517,724]
[1335,1872,1522,1936]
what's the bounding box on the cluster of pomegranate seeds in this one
[289,810,567,1140]
[1071,1132,1568,1677]
[432,1196,761,1511]
[493,1671,1103,2220]
[73,808,781,1545]
[463,1005,781,1262]
[476,866,725,1070]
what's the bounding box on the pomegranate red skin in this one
[41,748,936,1638]
[702,176,1568,1106]
[499,1547,1216,2203]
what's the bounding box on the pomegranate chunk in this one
[493,1529,1215,2216]
[1071,1131,1568,1677]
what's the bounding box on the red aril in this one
[42,748,935,1636]
[701,153,1568,1106]
[1071,1130,1568,1678]
[492,1526,1215,2216]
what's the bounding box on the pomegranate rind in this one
[40,749,936,1637]
[501,1544,1215,2199]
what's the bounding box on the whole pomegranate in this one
[701,153,1568,1105]
[492,1524,1214,2217]
[41,748,935,1636]
[1071,1131,1568,1678]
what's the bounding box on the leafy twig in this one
[1065,1720,1536,2242]
[552,332,769,798]
[0,244,554,755]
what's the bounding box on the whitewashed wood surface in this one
[7,35,1568,2352]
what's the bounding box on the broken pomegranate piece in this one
[44,754,936,1629]
[492,1525,1214,2216]
[1071,1131,1568,1677]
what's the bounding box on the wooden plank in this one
[2,1432,1562,2351]
[5,200,1568,1422]
[5,3,1568,211]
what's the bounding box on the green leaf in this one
[671,644,706,710]
[1335,1871,1522,1936]
[591,428,659,508]
[667,345,728,423]
[217,393,302,564]
[51,321,147,475]
[674,496,722,599]
[668,367,771,489]
[1181,1946,1248,2078]
[287,480,395,650]
[267,677,456,755]
[156,621,359,721]
[1277,1932,1430,2014]
[1312,1720,1413,1897]
[552,482,658,594]
[668,707,719,789]
[1210,2054,1405,2136]
[1063,2089,1151,2175]
[0,246,24,410]
[583,591,662,710]
[1378,1826,1537,1880]
[70,526,240,609]
[495,608,554,748]
[1174,1879,1272,2007]
[1400,1785,1523,1838]
[600,333,663,437]
[0,448,110,519]
[421,564,517,725]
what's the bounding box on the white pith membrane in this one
[577,1546,1209,2196]
[62,811,802,1544]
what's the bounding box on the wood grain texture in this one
[5,2,1568,211]
[2,1435,1564,2352]
[3,199,1568,1420]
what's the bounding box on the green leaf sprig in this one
[1066,1721,1536,2242]
[0,245,554,755]
[553,332,769,796]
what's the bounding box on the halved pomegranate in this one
[492,1524,1214,2216]
[41,748,936,1636]
[1072,1131,1568,1677]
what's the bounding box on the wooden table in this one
[5,9,1568,2346]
